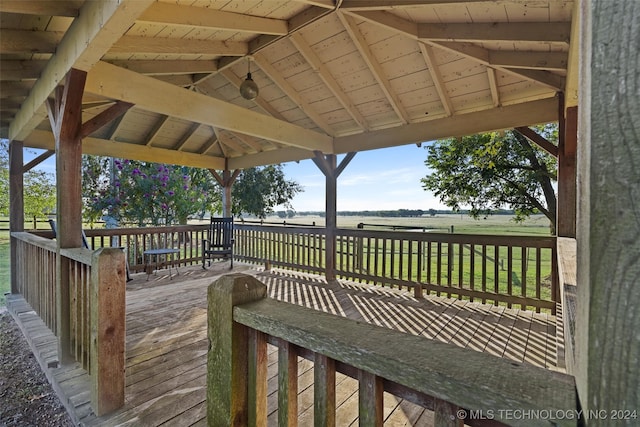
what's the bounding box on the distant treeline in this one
[287,209,517,218]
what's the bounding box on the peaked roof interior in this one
[1,0,578,170]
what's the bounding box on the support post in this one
[576,0,640,420]
[207,273,267,426]
[90,248,126,416]
[313,152,357,281]
[325,155,337,280]
[210,167,240,217]
[9,141,24,294]
[558,102,577,237]
[49,68,86,364]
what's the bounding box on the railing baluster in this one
[358,370,383,427]
[278,341,298,427]
[314,354,336,427]
[248,329,267,427]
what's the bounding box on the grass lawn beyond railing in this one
[2,215,556,311]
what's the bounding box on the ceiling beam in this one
[488,51,568,72]
[337,12,409,124]
[23,129,225,170]
[174,123,202,151]
[334,97,559,153]
[106,60,218,76]
[110,36,247,56]
[9,0,155,141]
[139,3,288,35]
[340,0,490,10]
[85,61,334,153]
[228,146,316,169]
[0,1,81,17]
[81,101,133,138]
[253,52,335,136]
[418,43,453,116]
[350,11,565,91]
[487,67,500,107]
[418,22,571,44]
[290,32,368,130]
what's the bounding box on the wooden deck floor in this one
[7,263,562,426]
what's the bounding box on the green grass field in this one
[0,214,552,307]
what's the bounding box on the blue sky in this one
[23,143,446,212]
[278,144,446,212]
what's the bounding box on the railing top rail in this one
[60,247,93,265]
[336,227,557,247]
[235,223,327,234]
[83,224,208,237]
[234,298,575,426]
[11,231,57,252]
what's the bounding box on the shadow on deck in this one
[7,262,563,426]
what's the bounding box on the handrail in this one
[208,274,576,426]
[9,231,125,416]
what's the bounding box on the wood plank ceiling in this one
[0,0,577,170]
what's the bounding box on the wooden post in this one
[576,0,640,421]
[90,248,126,416]
[358,370,383,427]
[557,102,577,238]
[207,273,267,426]
[9,140,24,294]
[314,354,336,427]
[278,341,298,427]
[209,167,240,217]
[313,151,356,281]
[48,68,86,364]
[434,398,464,427]
[325,155,337,281]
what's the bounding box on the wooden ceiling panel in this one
[2,1,575,166]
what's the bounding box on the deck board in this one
[7,263,562,426]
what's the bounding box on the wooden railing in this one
[234,224,557,312]
[32,223,559,312]
[234,224,326,273]
[12,232,58,331]
[207,274,576,426]
[335,229,557,312]
[83,225,208,272]
[10,232,125,416]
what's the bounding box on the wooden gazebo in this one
[2,0,638,425]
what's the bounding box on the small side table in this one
[143,248,180,280]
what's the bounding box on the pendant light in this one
[239,56,259,100]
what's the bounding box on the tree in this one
[82,158,302,225]
[1,140,56,219]
[231,165,302,218]
[82,157,221,226]
[421,125,558,233]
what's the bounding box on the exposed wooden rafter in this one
[85,61,333,153]
[0,0,81,17]
[174,123,203,152]
[349,10,566,91]
[106,60,218,76]
[9,0,155,141]
[337,12,410,124]
[23,129,225,170]
[81,101,133,139]
[253,53,336,136]
[418,43,453,117]
[139,3,288,35]
[290,32,368,130]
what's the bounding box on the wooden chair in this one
[202,217,234,269]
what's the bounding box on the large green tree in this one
[231,165,302,219]
[421,125,558,233]
[0,140,56,219]
[82,157,302,225]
